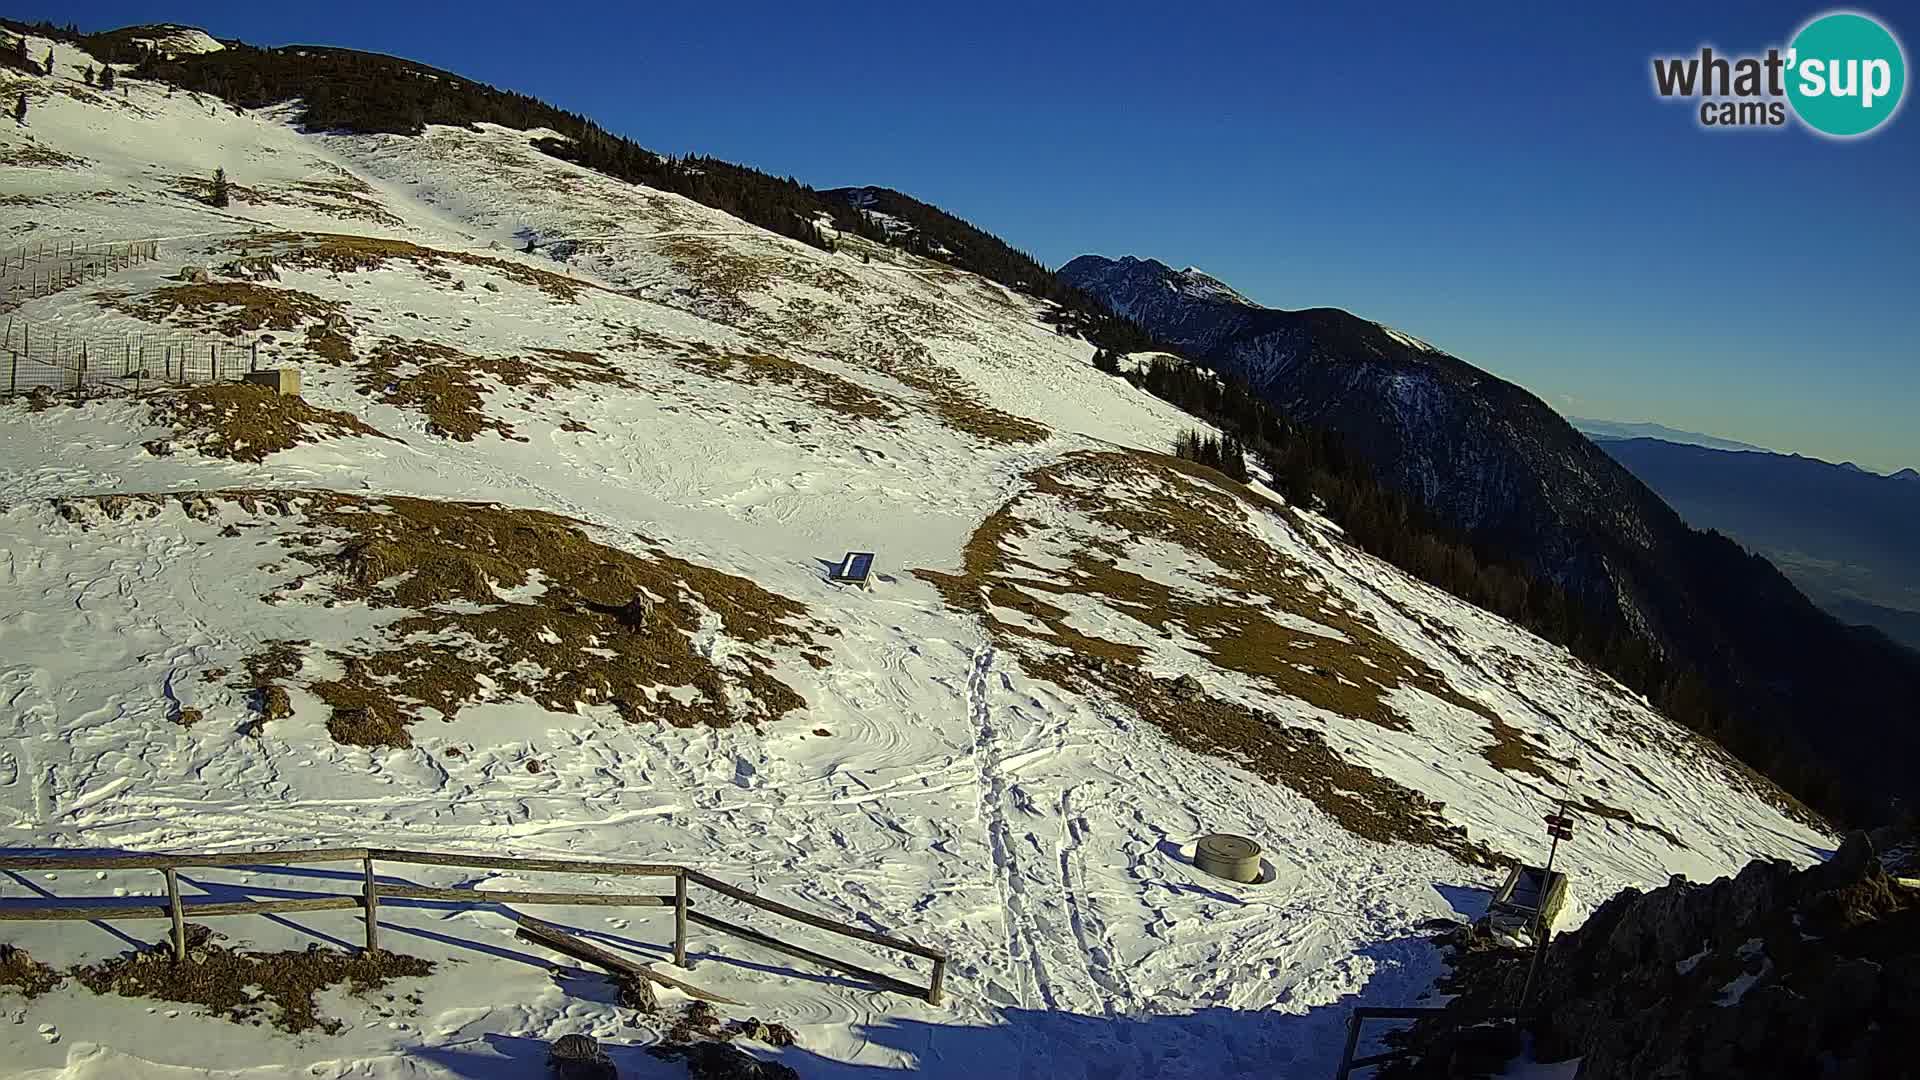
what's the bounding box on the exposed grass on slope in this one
[918,451,1508,866]
[169,173,403,226]
[0,140,89,168]
[144,382,395,462]
[675,344,900,423]
[74,927,432,1035]
[257,494,827,747]
[101,281,344,336]
[0,944,59,999]
[357,338,637,442]
[48,491,831,748]
[226,232,592,303]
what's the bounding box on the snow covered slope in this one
[0,32,1829,1079]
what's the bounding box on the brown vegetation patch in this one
[226,233,593,303]
[1482,715,1564,781]
[0,142,90,168]
[232,639,306,734]
[234,493,828,747]
[103,282,344,336]
[74,927,432,1034]
[354,339,636,441]
[674,344,898,422]
[145,383,394,463]
[917,451,1509,865]
[0,944,60,998]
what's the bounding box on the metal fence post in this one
[674,870,688,967]
[362,853,380,953]
[164,867,186,962]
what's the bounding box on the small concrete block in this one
[243,368,302,396]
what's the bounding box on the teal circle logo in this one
[1786,12,1906,137]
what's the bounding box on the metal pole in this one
[1519,799,1569,1010]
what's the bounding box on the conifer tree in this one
[211,167,230,207]
[12,94,25,124]
[43,48,52,76]
[99,64,114,90]
[83,64,94,86]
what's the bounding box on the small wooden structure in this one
[1488,863,1569,941]
[829,551,876,589]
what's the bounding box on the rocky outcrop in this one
[1389,832,1919,1079]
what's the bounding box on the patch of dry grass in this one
[0,944,60,998]
[355,338,637,441]
[917,450,1509,866]
[226,232,592,303]
[674,344,899,423]
[102,282,344,336]
[0,141,90,168]
[229,493,832,747]
[145,383,395,463]
[75,926,431,1035]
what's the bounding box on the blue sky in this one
[40,1,1920,470]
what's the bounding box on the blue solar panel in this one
[842,552,874,581]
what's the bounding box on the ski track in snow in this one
[0,31,1835,1079]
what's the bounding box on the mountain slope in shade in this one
[1597,437,1920,651]
[1571,417,1770,454]
[1059,252,1920,821]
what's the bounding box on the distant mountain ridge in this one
[1572,417,1770,454]
[1597,437,1920,651]
[1061,252,1920,821]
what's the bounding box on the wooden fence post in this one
[164,867,186,962]
[362,853,380,953]
[928,956,946,1006]
[674,870,688,967]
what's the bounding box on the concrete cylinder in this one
[1195,833,1262,883]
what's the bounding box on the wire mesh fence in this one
[2,315,261,395]
[0,240,163,308]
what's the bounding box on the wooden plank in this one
[514,914,656,1011]
[0,896,364,921]
[686,910,927,1001]
[684,870,945,962]
[638,961,743,1006]
[0,847,369,872]
[190,896,365,917]
[515,915,740,1005]
[379,885,672,907]
[368,848,679,878]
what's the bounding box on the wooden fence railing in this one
[0,846,947,1005]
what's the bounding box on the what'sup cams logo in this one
[1652,11,1906,137]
